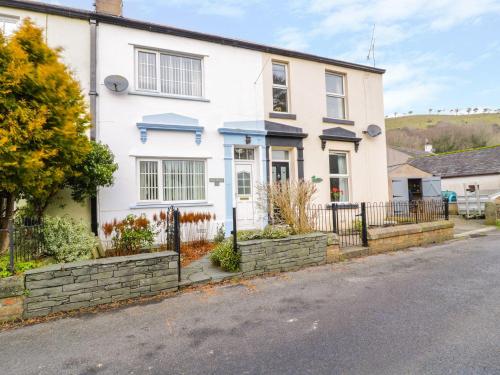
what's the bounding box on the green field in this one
[385,113,500,130]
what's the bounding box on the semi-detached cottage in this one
[1,0,389,238]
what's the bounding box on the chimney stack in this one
[95,0,123,17]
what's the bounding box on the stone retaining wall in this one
[0,276,24,322]
[238,233,327,276]
[23,251,179,319]
[485,202,499,225]
[368,220,454,253]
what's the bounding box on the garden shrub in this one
[237,226,291,241]
[213,223,226,244]
[102,214,155,255]
[0,254,54,278]
[237,229,263,241]
[257,180,317,234]
[261,225,290,239]
[43,216,97,263]
[210,239,240,272]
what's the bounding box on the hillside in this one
[385,113,500,130]
[385,113,500,153]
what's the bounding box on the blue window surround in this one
[137,123,204,145]
[218,126,267,236]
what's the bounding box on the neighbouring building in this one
[386,146,441,202]
[1,0,93,225]
[409,145,500,196]
[1,0,389,237]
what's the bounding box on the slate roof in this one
[389,146,430,158]
[409,146,500,178]
[264,121,307,137]
[2,0,385,74]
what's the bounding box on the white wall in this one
[96,23,265,230]
[262,53,389,204]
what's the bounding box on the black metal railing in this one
[307,200,448,248]
[158,206,181,282]
[1,218,45,272]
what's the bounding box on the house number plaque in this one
[209,178,224,186]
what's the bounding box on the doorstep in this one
[180,255,241,289]
[340,246,370,260]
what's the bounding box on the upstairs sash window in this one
[272,62,289,112]
[137,49,203,97]
[326,72,346,119]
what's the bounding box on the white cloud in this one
[292,0,500,50]
[281,0,500,113]
[384,81,445,114]
[275,27,309,51]
[130,0,263,17]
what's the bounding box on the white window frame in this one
[135,48,204,98]
[138,159,160,202]
[0,14,19,37]
[325,72,347,120]
[328,151,350,203]
[136,158,208,203]
[236,169,252,197]
[272,62,290,113]
[234,147,255,161]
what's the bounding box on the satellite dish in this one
[364,124,382,137]
[104,75,129,92]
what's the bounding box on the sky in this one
[47,0,500,115]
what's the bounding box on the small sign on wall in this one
[209,178,224,186]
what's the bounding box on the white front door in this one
[235,162,256,230]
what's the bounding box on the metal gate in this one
[308,203,367,248]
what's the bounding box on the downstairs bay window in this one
[138,159,206,202]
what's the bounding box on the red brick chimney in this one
[95,0,123,17]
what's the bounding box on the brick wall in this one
[368,220,454,254]
[0,276,24,322]
[238,233,327,277]
[24,251,179,319]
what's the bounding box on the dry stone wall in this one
[23,251,178,318]
[238,233,327,276]
[368,220,454,253]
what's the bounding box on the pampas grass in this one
[258,180,317,234]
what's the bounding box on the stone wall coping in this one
[238,232,326,247]
[368,221,454,240]
[24,251,178,275]
[0,275,24,298]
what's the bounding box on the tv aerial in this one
[104,75,129,92]
[366,24,376,67]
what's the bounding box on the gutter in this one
[89,18,98,235]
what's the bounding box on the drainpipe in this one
[89,19,98,235]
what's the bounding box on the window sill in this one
[130,201,214,209]
[323,117,355,126]
[129,91,210,103]
[269,112,297,120]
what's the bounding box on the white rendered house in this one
[1,0,389,238]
